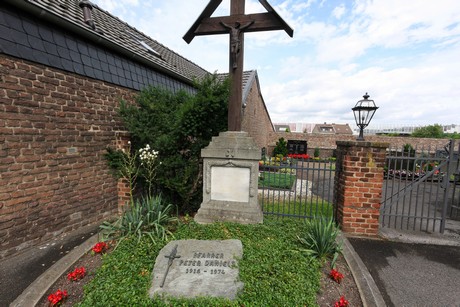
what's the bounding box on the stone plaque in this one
[149,239,243,300]
[287,140,307,155]
[211,166,250,202]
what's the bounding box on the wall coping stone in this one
[336,141,390,149]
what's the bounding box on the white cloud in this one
[89,0,460,126]
[332,4,346,19]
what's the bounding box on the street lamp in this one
[352,93,378,141]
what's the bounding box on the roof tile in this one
[9,0,209,82]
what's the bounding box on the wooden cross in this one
[184,0,293,131]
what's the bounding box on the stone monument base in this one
[194,200,263,224]
[194,131,262,224]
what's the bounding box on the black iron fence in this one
[258,158,335,219]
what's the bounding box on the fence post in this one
[334,141,389,236]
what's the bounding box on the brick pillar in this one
[115,132,131,213]
[334,141,389,236]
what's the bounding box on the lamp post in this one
[352,93,378,141]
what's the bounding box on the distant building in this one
[273,122,353,135]
[274,124,291,132]
[364,124,460,136]
[312,123,353,135]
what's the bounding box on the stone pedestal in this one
[195,131,263,224]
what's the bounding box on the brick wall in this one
[0,55,136,258]
[241,80,274,149]
[268,132,451,157]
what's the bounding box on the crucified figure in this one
[220,21,254,69]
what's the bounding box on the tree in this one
[411,124,444,138]
[113,73,230,213]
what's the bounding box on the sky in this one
[89,0,460,129]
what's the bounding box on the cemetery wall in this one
[0,55,136,259]
[268,132,451,157]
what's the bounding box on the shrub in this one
[107,74,230,213]
[297,218,342,268]
[100,195,177,247]
[273,137,288,157]
[314,147,320,158]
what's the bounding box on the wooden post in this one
[228,0,245,131]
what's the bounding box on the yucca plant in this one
[297,218,342,268]
[100,195,177,248]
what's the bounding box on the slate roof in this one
[3,0,208,83]
[217,70,257,105]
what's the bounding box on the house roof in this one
[3,0,272,119]
[6,0,208,84]
[217,70,258,105]
[312,123,353,135]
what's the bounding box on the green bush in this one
[297,218,342,268]
[107,74,230,213]
[314,147,320,158]
[273,137,288,157]
[99,195,177,247]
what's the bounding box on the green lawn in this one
[261,199,334,219]
[77,217,322,306]
[258,171,296,189]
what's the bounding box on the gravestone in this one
[194,131,263,224]
[149,239,243,300]
[287,140,307,155]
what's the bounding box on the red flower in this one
[47,289,68,306]
[334,296,349,307]
[287,153,310,160]
[329,269,344,283]
[92,241,107,254]
[67,267,86,281]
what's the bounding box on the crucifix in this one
[184,0,293,131]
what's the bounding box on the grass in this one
[77,217,322,306]
[261,199,334,219]
[258,171,296,189]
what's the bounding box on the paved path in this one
[0,225,98,306]
[348,236,460,307]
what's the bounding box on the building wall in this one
[0,4,203,259]
[0,55,138,258]
[241,80,273,149]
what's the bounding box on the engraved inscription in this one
[178,250,236,275]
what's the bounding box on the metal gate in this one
[381,139,460,233]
